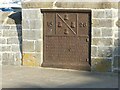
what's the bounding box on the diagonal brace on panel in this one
[57,13,76,35]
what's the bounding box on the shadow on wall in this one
[113,37,120,72]
[8,12,22,24]
[8,12,22,56]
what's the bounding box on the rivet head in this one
[86,38,89,42]
[86,58,89,62]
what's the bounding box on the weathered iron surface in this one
[42,10,91,71]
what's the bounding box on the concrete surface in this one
[2,65,119,88]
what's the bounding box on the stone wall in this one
[0,1,118,72]
[0,11,22,65]
[21,1,120,72]
[91,9,119,72]
[22,9,43,66]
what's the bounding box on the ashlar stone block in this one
[3,53,14,61]
[22,20,30,29]
[105,10,113,18]
[23,41,34,52]
[22,53,41,66]
[22,9,41,19]
[92,28,101,37]
[114,39,120,46]
[22,30,41,40]
[3,30,21,37]
[7,37,21,44]
[93,10,105,18]
[92,38,112,46]
[91,47,97,57]
[35,40,42,52]
[91,58,112,72]
[101,28,112,37]
[93,19,113,27]
[98,47,113,57]
[2,46,11,52]
[11,45,21,52]
[0,38,6,44]
[30,20,41,29]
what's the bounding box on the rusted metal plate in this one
[42,10,91,71]
[43,13,55,35]
[56,13,77,36]
[78,13,90,36]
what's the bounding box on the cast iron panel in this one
[42,10,91,71]
[56,13,77,36]
[43,13,55,35]
[78,13,89,36]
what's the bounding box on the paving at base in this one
[2,65,118,88]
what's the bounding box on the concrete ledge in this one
[22,2,119,9]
